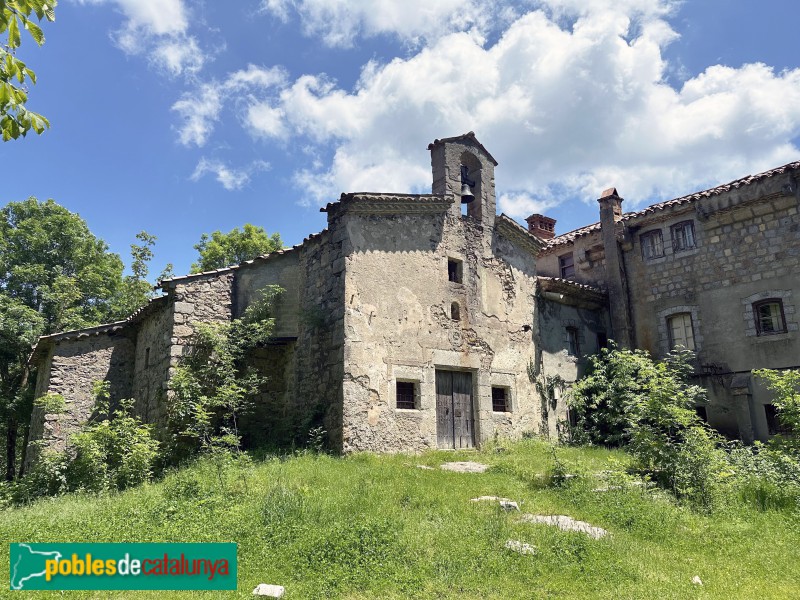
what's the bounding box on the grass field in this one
[2,438,799,599]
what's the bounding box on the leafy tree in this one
[0,0,56,141]
[192,224,282,273]
[0,198,155,480]
[113,231,158,317]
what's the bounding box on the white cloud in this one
[172,85,221,147]
[191,158,271,190]
[244,0,800,217]
[75,0,204,76]
[150,36,205,76]
[226,64,288,90]
[259,0,493,47]
[172,65,287,147]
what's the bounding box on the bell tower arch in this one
[428,131,498,231]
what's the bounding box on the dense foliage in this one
[754,368,799,454]
[569,349,800,510]
[0,0,56,140]
[568,346,726,507]
[166,286,283,463]
[191,223,282,273]
[11,382,158,502]
[0,198,159,480]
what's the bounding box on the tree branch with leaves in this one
[0,0,56,141]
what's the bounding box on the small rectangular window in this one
[671,220,696,252]
[492,387,510,412]
[641,230,664,260]
[396,381,417,410]
[765,404,790,435]
[448,258,463,283]
[667,313,695,350]
[144,347,151,368]
[566,326,580,356]
[596,332,608,350]
[694,405,708,423]
[753,299,786,335]
[559,253,575,278]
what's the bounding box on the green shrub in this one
[729,442,800,511]
[69,397,159,492]
[14,388,158,502]
[754,368,799,455]
[569,346,728,509]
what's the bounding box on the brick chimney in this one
[525,214,556,240]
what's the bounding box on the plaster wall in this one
[234,252,301,337]
[340,210,540,453]
[535,298,610,437]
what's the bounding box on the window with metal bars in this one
[492,386,510,412]
[396,381,417,410]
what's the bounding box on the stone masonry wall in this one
[131,300,173,426]
[537,230,607,289]
[162,272,235,426]
[624,186,800,372]
[24,333,135,470]
[289,230,346,449]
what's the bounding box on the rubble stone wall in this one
[24,333,135,470]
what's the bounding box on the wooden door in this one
[436,370,474,449]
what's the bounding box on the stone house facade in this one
[535,162,800,442]
[23,133,799,467]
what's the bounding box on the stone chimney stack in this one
[598,187,623,223]
[597,186,633,348]
[525,214,556,240]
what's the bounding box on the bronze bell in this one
[460,165,476,203]
[460,183,475,203]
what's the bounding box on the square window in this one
[640,230,664,260]
[671,220,696,252]
[492,387,510,412]
[448,258,463,283]
[694,405,708,423]
[765,404,790,435]
[753,299,786,335]
[396,381,418,410]
[667,313,695,350]
[559,253,575,278]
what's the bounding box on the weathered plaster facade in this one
[23,133,800,465]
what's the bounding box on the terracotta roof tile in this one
[544,160,800,250]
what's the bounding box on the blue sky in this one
[1,0,798,279]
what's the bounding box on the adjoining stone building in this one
[535,162,800,442]
[23,133,800,468]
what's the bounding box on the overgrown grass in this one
[2,439,799,599]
